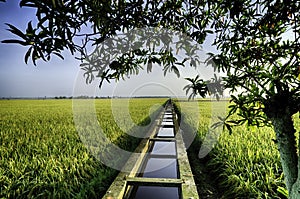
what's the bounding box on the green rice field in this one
[174,99,300,198]
[0,98,167,198]
[1,98,299,198]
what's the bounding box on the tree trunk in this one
[289,131,300,199]
[270,115,298,198]
[290,177,300,199]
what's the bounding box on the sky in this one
[0,1,217,98]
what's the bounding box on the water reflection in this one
[142,158,178,178]
[157,127,174,137]
[161,120,174,126]
[132,186,180,199]
[151,141,176,156]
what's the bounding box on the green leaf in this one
[172,66,180,78]
[216,93,220,101]
[205,29,214,34]
[26,21,33,34]
[5,23,27,40]
[277,186,288,198]
[53,52,64,60]
[147,61,152,73]
[24,47,32,64]
[19,0,36,7]
[225,123,233,135]
[1,39,28,46]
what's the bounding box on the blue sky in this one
[0,1,217,98]
[0,1,81,98]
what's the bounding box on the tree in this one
[2,0,300,198]
[208,1,300,198]
[187,1,300,197]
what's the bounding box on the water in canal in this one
[129,107,180,199]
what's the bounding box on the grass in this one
[0,98,167,198]
[173,99,300,198]
[2,98,298,198]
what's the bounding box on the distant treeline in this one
[1,96,172,100]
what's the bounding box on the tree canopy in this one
[2,0,300,198]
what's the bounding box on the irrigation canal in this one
[103,101,199,199]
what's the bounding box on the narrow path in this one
[102,101,198,198]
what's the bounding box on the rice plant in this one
[0,98,166,198]
[174,99,300,198]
